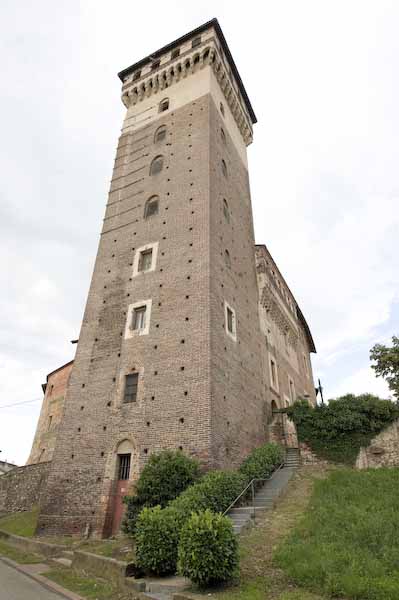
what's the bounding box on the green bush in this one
[122,450,200,534]
[239,442,284,481]
[287,394,399,464]
[135,506,181,575]
[169,470,247,518]
[178,510,239,587]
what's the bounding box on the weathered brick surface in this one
[27,362,73,465]
[0,462,50,513]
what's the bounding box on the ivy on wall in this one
[287,394,399,465]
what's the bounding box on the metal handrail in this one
[223,461,285,518]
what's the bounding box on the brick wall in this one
[0,462,50,514]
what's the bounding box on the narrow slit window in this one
[123,373,139,404]
[270,358,278,390]
[118,453,131,479]
[221,159,227,177]
[144,196,159,218]
[221,128,226,144]
[227,307,234,333]
[225,249,231,268]
[220,102,225,117]
[132,306,146,331]
[223,198,230,222]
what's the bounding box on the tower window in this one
[221,128,226,144]
[269,356,279,392]
[123,373,139,404]
[47,415,53,431]
[220,102,225,117]
[132,306,147,331]
[224,302,237,341]
[221,159,227,177]
[192,36,201,48]
[118,453,131,478]
[171,48,180,59]
[154,125,167,143]
[150,156,164,175]
[144,196,159,218]
[224,249,231,269]
[133,70,141,81]
[159,98,169,113]
[138,249,153,272]
[223,198,230,222]
[151,59,160,71]
[288,376,295,403]
[125,299,152,338]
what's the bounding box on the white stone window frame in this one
[288,375,295,404]
[224,301,237,342]
[125,299,152,338]
[284,394,291,408]
[269,354,279,393]
[133,242,159,278]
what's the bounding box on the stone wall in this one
[356,420,399,469]
[0,461,50,514]
[299,442,330,466]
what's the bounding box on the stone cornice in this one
[120,43,253,146]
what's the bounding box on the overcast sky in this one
[1,1,398,465]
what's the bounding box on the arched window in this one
[223,198,230,222]
[154,125,167,143]
[150,156,164,176]
[220,102,225,117]
[159,98,169,113]
[221,159,227,177]
[224,249,231,269]
[144,196,159,218]
[221,127,226,144]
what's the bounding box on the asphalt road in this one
[0,561,63,600]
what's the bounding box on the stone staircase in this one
[227,448,300,535]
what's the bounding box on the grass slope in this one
[0,507,38,537]
[0,539,42,564]
[275,468,399,600]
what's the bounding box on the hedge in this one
[239,442,284,481]
[287,394,399,464]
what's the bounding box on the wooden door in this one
[111,453,131,536]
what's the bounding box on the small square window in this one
[159,98,169,113]
[124,374,138,403]
[192,36,201,48]
[132,306,146,331]
[133,70,141,81]
[171,48,180,59]
[151,59,160,71]
[138,249,153,272]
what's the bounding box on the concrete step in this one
[60,550,74,559]
[50,557,73,568]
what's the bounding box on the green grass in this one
[78,538,135,562]
[0,539,43,564]
[45,567,130,600]
[275,468,399,600]
[0,507,38,537]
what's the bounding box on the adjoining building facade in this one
[29,19,316,538]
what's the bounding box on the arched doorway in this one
[269,400,286,446]
[111,439,134,536]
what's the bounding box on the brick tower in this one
[37,19,268,537]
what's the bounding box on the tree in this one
[370,336,399,399]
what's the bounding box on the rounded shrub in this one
[135,506,181,575]
[178,509,239,587]
[123,449,200,534]
[135,450,200,507]
[239,442,284,481]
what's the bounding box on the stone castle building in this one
[28,19,316,538]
